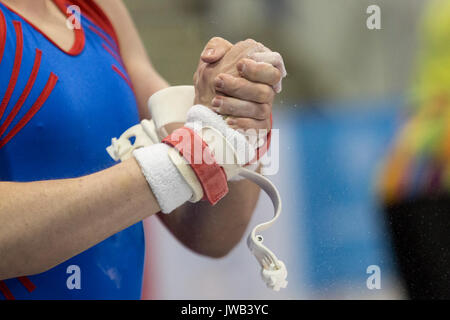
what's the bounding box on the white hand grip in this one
[106,119,157,161]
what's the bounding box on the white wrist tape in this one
[185,105,256,169]
[133,143,193,214]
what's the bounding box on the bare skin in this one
[0,159,159,280]
[0,0,281,279]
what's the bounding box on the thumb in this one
[201,37,233,64]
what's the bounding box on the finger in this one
[250,51,287,78]
[237,58,282,87]
[214,74,275,104]
[201,37,233,64]
[273,82,282,94]
[226,116,272,132]
[212,95,271,121]
[250,51,287,93]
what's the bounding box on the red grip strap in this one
[163,127,229,205]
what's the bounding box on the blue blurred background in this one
[294,99,402,294]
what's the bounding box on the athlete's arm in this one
[0,159,160,280]
[95,0,268,257]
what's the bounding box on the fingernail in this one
[214,77,224,89]
[212,97,223,108]
[204,48,215,57]
[237,62,246,74]
[227,118,237,126]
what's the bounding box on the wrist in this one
[133,143,193,214]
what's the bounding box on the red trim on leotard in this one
[17,277,36,293]
[89,25,119,52]
[102,43,123,66]
[0,73,58,149]
[0,1,85,56]
[0,21,23,122]
[0,49,41,137]
[112,65,132,89]
[0,8,6,64]
[66,0,120,49]
[0,281,15,300]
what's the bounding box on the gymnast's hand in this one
[194,37,287,132]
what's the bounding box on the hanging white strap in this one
[240,168,288,291]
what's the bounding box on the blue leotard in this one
[0,0,145,299]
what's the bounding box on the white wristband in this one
[133,143,193,214]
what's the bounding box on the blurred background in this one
[122,0,431,299]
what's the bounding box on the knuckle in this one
[200,69,209,82]
[242,57,255,67]
[237,118,251,129]
[256,42,266,51]
[198,63,206,73]
[252,60,264,73]
[268,86,275,99]
[273,51,283,61]
[209,36,224,44]
[229,104,236,115]
[273,68,283,84]
[224,100,235,114]
[259,85,274,102]
[259,104,271,119]
[241,59,257,75]
[228,76,242,90]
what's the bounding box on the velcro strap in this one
[163,127,228,205]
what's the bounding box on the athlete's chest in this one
[0,5,139,181]
[0,6,135,119]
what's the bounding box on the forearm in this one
[0,159,160,280]
[158,178,260,258]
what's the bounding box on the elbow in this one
[0,263,46,281]
[0,245,52,280]
[193,247,232,259]
[188,239,239,259]
[202,248,233,259]
[0,255,51,280]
